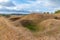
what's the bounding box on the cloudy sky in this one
[0,0,60,13]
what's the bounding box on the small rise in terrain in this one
[1,13,60,40]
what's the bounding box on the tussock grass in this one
[24,23,37,32]
[20,20,39,32]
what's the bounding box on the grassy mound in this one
[38,19,60,35]
[14,13,54,24]
[10,13,56,33]
[20,20,38,32]
[0,17,37,40]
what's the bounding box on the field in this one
[0,13,60,40]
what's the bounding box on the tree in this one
[55,10,60,13]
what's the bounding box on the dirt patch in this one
[9,17,20,21]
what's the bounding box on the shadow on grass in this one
[20,20,38,32]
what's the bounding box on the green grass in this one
[21,20,39,32]
[21,20,45,32]
[25,23,45,32]
[25,23,38,32]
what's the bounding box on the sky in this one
[0,0,60,13]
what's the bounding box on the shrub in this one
[10,17,20,21]
[54,16,58,19]
[55,10,60,13]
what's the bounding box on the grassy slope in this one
[4,13,60,40]
[0,17,37,40]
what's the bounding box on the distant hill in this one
[0,8,31,14]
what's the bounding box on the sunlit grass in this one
[0,26,4,30]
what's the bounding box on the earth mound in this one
[0,17,37,40]
[35,19,60,40]
[12,14,54,28]
[17,14,54,23]
[2,13,60,40]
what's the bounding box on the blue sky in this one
[0,0,60,13]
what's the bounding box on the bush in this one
[54,16,58,19]
[0,14,11,18]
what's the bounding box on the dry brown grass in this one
[1,13,60,40]
[12,13,55,27]
[8,15,23,21]
[19,13,54,23]
[0,17,37,40]
[35,19,60,40]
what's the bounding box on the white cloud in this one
[9,0,44,12]
[0,0,49,12]
[0,0,59,13]
[53,7,60,11]
[0,0,9,2]
[0,0,15,7]
[0,5,2,8]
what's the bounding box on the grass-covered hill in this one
[0,11,60,40]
